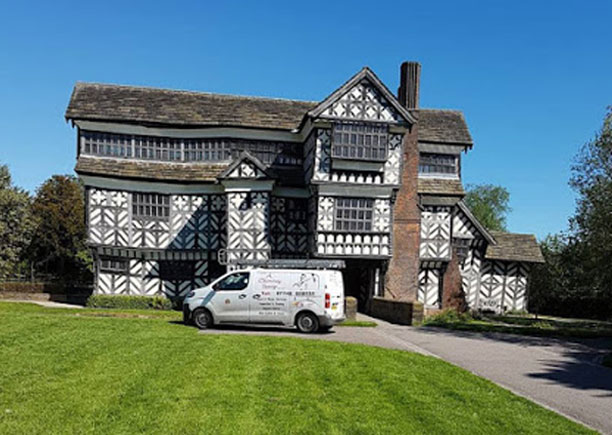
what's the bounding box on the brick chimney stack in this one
[397,61,421,109]
[384,61,422,312]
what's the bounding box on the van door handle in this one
[252,294,261,300]
[238,294,247,299]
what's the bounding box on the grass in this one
[0,302,592,434]
[424,309,612,338]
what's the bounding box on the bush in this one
[532,320,554,330]
[86,295,173,310]
[424,309,473,326]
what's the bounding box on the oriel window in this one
[332,123,388,161]
[334,197,374,232]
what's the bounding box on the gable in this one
[453,201,496,244]
[308,67,416,125]
[218,151,270,180]
[321,79,402,122]
[226,161,267,179]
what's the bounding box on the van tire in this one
[193,308,213,330]
[296,312,319,333]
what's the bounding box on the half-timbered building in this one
[65,62,543,318]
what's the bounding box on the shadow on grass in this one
[170,320,337,336]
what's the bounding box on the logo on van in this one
[259,273,281,290]
[293,273,319,290]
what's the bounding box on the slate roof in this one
[417,109,473,145]
[417,178,465,196]
[65,82,317,131]
[75,156,229,182]
[486,231,545,263]
[65,82,472,144]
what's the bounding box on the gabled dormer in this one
[305,67,414,186]
[308,67,416,125]
[217,151,271,181]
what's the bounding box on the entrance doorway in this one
[342,259,386,313]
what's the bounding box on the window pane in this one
[333,197,374,232]
[133,193,170,220]
[331,123,388,161]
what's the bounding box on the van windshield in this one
[214,272,250,291]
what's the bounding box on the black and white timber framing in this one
[66,65,543,312]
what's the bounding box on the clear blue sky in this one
[1,0,610,239]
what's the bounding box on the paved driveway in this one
[200,318,612,433]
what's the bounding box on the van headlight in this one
[186,291,196,298]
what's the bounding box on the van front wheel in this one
[296,312,319,333]
[193,308,213,330]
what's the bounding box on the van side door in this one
[249,271,291,324]
[208,271,251,323]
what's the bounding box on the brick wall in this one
[385,123,420,301]
[441,248,467,311]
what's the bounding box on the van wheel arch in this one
[192,307,214,329]
[295,310,319,333]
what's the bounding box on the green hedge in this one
[86,295,173,310]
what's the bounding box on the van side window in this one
[214,272,250,291]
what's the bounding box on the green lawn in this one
[424,310,612,339]
[0,302,592,434]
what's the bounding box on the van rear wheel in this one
[193,308,213,330]
[296,312,319,333]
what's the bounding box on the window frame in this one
[213,272,250,291]
[99,258,127,274]
[331,122,389,162]
[418,153,459,177]
[82,131,132,158]
[333,197,374,233]
[132,193,170,221]
[79,131,302,166]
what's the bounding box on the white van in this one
[183,268,345,333]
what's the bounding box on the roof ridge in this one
[74,81,320,105]
[490,231,538,237]
[418,108,465,113]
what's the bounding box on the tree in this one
[0,164,34,279]
[528,108,612,321]
[27,175,91,282]
[464,184,511,231]
[568,107,612,305]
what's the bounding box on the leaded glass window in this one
[418,153,458,176]
[334,198,374,232]
[184,139,231,161]
[82,132,132,158]
[132,193,170,220]
[99,258,127,273]
[332,123,388,161]
[134,136,182,161]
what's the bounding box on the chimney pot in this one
[398,61,421,109]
